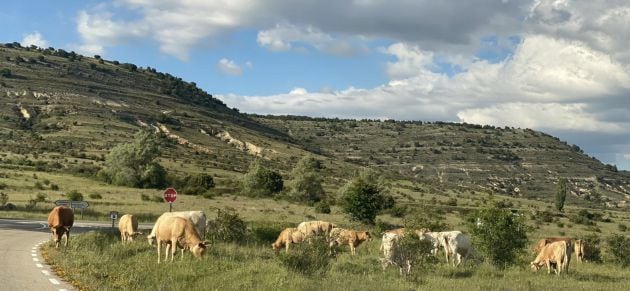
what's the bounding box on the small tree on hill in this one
[556,178,568,212]
[98,130,167,188]
[340,168,392,224]
[287,155,325,204]
[467,207,529,269]
[241,159,283,197]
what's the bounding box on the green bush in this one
[397,231,437,277]
[287,155,325,204]
[150,195,163,203]
[140,194,151,201]
[618,224,627,232]
[314,200,331,214]
[0,192,8,206]
[339,169,391,224]
[0,182,8,190]
[581,234,602,262]
[467,207,528,269]
[277,239,330,275]
[66,190,84,201]
[50,184,59,191]
[606,234,630,267]
[88,193,103,199]
[35,193,47,202]
[0,68,11,78]
[206,208,247,243]
[241,159,283,197]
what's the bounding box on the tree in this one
[98,130,167,188]
[556,178,568,212]
[241,159,283,197]
[467,207,528,269]
[340,168,391,224]
[606,234,630,267]
[287,155,325,204]
[0,68,11,78]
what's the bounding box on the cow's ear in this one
[63,226,71,231]
[198,242,206,248]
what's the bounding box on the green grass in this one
[43,230,630,291]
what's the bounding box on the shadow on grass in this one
[573,272,617,283]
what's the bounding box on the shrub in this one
[569,209,600,225]
[0,182,7,190]
[388,205,408,218]
[287,155,325,204]
[606,234,630,267]
[140,194,151,201]
[556,178,568,212]
[206,208,247,243]
[467,207,529,269]
[50,184,59,191]
[89,193,103,199]
[241,159,283,197]
[314,200,331,214]
[277,239,330,275]
[339,168,391,224]
[0,192,8,206]
[35,193,47,202]
[34,181,45,190]
[445,197,458,207]
[581,234,602,262]
[150,195,163,203]
[619,224,628,232]
[0,68,11,78]
[66,190,84,201]
[397,231,437,278]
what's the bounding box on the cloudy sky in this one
[2,0,630,170]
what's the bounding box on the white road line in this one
[41,270,50,276]
[31,254,37,257]
[49,278,60,285]
[59,289,68,291]
[31,250,36,253]
[32,258,39,262]
[36,263,43,268]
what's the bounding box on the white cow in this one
[148,211,206,246]
[419,230,476,267]
[380,232,411,276]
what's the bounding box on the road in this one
[0,218,124,291]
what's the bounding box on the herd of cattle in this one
[47,206,589,275]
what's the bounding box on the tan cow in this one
[148,211,206,246]
[155,216,207,263]
[297,220,337,240]
[574,239,587,263]
[47,206,74,248]
[380,232,411,276]
[272,227,307,253]
[533,237,572,254]
[329,227,372,256]
[118,214,143,243]
[531,241,571,275]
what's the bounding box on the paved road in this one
[0,218,130,291]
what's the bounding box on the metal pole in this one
[169,202,172,212]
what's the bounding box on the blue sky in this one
[2,1,630,170]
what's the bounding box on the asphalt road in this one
[0,218,124,291]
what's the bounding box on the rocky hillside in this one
[1,43,628,209]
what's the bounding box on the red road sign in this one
[163,187,177,203]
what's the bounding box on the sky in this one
[2,0,629,170]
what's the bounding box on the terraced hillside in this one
[1,43,629,209]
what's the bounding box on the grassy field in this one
[42,230,630,291]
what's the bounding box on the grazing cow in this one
[386,228,407,236]
[329,227,372,255]
[440,231,476,267]
[533,237,572,254]
[118,214,142,243]
[155,216,207,263]
[148,211,206,246]
[297,220,337,240]
[47,206,74,248]
[417,231,442,256]
[272,227,307,253]
[574,239,586,263]
[380,232,411,276]
[531,241,571,275]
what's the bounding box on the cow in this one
[417,231,442,256]
[47,206,74,248]
[147,211,206,246]
[531,241,571,275]
[155,216,208,263]
[386,228,407,236]
[329,227,372,256]
[297,220,337,240]
[380,232,411,276]
[118,214,143,243]
[574,239,586,263]
[440,231,476,267]
[533,237,573,272]
[272,227,307,253]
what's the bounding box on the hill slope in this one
[1,43,628,209]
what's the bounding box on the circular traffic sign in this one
[163,187,177,203]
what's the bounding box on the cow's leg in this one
[170,241,177,262]
[286,241,291,253]
[64,230,70,247]
[157,241,162,264]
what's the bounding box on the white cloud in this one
[256,23,364,56]
[217,58,243,76]
[21,31,48,48]
[624,154,630,160]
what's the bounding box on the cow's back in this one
[48,206,74,228]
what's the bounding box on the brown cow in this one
[118,214,142,243]
[47,206,74,248]
[531,241,571,275]
[329,227,372,255]
[155,216,207,263]
[272,227,306,253]
[574,239,587,263]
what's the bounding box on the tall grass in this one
[44,231,630,291]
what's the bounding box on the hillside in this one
[1,43,629,210]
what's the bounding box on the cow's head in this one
[360,231,372,241]
[190,241,208,258]
[50,226,69,248]
[530,261,542,272]
[147,235,157,246]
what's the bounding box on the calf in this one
[329,227,372,256]
[155,216,207,263]
[118,214,143,243]
[47,206,74,248]
[272,227,307,253]
[531,241,571,275]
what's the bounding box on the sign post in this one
[55,200,90,219]
[163,188,177,212]
[109,211,119,230]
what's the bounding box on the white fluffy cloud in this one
[21,31,48,48]
[217,58,243,76]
